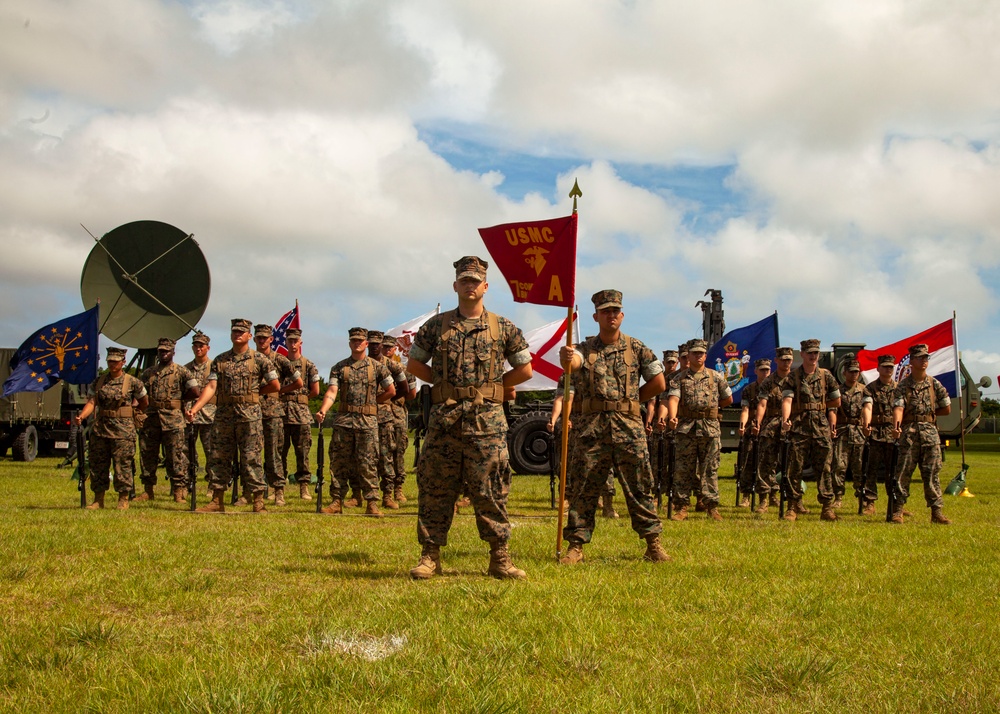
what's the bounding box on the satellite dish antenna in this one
[80,220,211,349]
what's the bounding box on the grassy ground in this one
[0,434,997,713]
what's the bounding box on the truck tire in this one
[12,425,39,462]
[507,411,552,475]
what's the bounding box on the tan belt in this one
[152,399,181,410]
[903,415,935,424]
[342,404,377,415]
[791,403,825,414]
[842,417,862,426]
[263,392,278,401]
[431,382,504,405]
[872,415,893,425]
[280,394,310,404]
[678,406,719,420]
[218,394,259,405]
[100,405,134,418]
[580,398,640,416]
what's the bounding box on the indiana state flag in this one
[3,306,100,397]
[706,313,779,405]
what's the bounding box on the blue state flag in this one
[706,314,778,405]
[3,306,100,397]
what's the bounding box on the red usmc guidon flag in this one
[478,213,577,308]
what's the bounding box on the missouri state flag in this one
[857,318,960,397]
[478,214,577,308]
[706,313,779,405]
[3,306,100,396]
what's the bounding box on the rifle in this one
[778,438,792,519]
[734,433,750,507]
[187,426,198,512]
[665,434,676,519]
[655,432,664,512]
[76,412,87,508]
[230,452,240,506]
[748,435,758,512]
[315,425,325,513]
[857,441,870,515]
[885,441,900,523]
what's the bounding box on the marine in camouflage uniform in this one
[74,347,149,509]
[137,338,200,503]
[832,356,865,510]
[186,318,280,513]
[184,332,215,489]
[366,330,410,510]
[859,353,897,514]
[736,358,771,507]
[315,327,395,516]
[753,347,794,513]
[281,329,321,501]
[382,333,417,504]
[666,339,733,520]
[659,342,706,509]
[780,339,841,521]
[253,324,301,504]
[407,256,532,580]
[649,349,680,509]
[558,289,669,565]
[890,343,952,524]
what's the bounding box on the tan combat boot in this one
[393,486,407,503]
[820,503,838,521]
[832,496,844,509]
[409,544,442,580]
[117,492,130,510]
[320,499,342,514]
[174,486,187,504]
[794,500,809,515]
[643,534,671,562]
[783,501,798,521]
[889,503,904,524]
[382,491,399,510]
[695,497,707,512]
[300,482,312,501]
[132,484,155,502]
[234,486,250,507]
[252,492,267,513]
[488,542,526,580]
[196,489,226,513]
[738,493,751,508]
[602,494,619,519]
[344,490,362,508]
[706,505,723,521]
[862,499,877,516]
[559,542,584,565]
[365,499,383,518]
[671,504,688,522]
[86,491,106,510]
[930,507,951,525]
[769,492,779,508]
[274,487,285,507]
[755,496,769,514]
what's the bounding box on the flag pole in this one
[954,311,968,473]
[555,180,582,562]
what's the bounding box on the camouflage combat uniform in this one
[409,309,530,547]
[139,361,198,491]
[184,356,215,482]
[259,350,297,490]
[562,333,664,545]
[861,377,897,504]
[327,355,394,502]
[206,350,278,494]
[737,380,763,497]
[833,380,866,503]
[668,365,732,510]
[893,374,950,509]
[281,353,319,482]
[782,365,840,505]
[754,370,787,499]
[88,372,147,495]
[369,346,408,495]
[390,370,417,491]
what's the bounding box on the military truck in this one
[0,347,91,461]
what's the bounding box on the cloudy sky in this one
[2,0,999,393]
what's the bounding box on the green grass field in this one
[0,434,997,713]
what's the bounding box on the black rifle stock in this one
[547,431,557,509]
[857,441,870,515]
[187,426,197,511]
[748,435,759,512]
[778,438,792,519]
[734,433,750,507]
[315,425,325,513]
[886,441,900,523]
[76,412,87,508]
[655,432,664,512]
[230,452,239,505]
[665,434,676,519]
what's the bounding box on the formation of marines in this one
[72,253,955,581]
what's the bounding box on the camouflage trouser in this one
[392,423,408,487]
[376,420,396,493]
[262,416,285,488]
[139,421,188,489]
[208,418,265,494]
[756,430,783,496]
[89,434,135,494]
[562,428,615,497]
[833,437,864,500]
[786,434,833,504]
[894,433,944,509]
[416,424,512,547]
[863,440,894,502]
[563,436,661,544]
[189,422,214,483]
[329,425,379,502]
[672,432,721,508]
[282,422,312,482]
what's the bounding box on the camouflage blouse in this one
[260,351,299,420]
[862,378,897,443]
[893,374,950,445]
[835,382,867,445]
[140,362,198,432]
[184,358,215,424]
[91,372,147,440]
[208,349,278,423]
[328,356,393,431]
[283,355,319,425]
[781,367,841,440]
[667,367,732,438]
